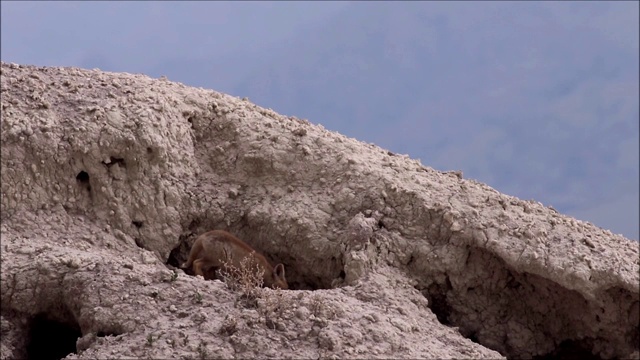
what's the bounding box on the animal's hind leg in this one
[182,237,204,269]
[193,259,206,277]
[181,252,197,270]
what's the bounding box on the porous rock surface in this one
[0,62,638,359]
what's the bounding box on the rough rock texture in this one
[1,61,638,360]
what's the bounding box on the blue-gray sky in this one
[2,1,638,240]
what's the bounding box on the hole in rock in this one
[339,270,346,280]
[184,114,195,127]
[134,237,146,249]
[166,230,197,271]
[418,277,453,326]
[76,171,89,183]
[101,157,126,168]
[75,171,91,192]
[132,221,143,229]
[26,313,82,360]
[532,339,600,360]
[96,329,124,338]
[187,219,202,231]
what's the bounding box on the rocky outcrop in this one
[1,62,638,360]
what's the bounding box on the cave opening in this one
[26,313,82,360]
[418,277,453,326]
[75,171,91,192]
[413,246,637,359]
[531,339,600,360]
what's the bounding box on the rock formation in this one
[1,62,638,359]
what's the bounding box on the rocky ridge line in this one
[1,62,638,359]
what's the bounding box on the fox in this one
[181,230,288,290]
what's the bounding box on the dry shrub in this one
[259,289,287,330]
[309,293,340,320]
[218,254,288,329]
[219,254,265,307]
[218,315,238,336]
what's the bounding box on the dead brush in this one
[218,315,238,336]
[219,254,265,308]
[258,289,287,330]
[309,293,340,320]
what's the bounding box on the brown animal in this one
[181,230,288,290]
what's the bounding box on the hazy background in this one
[2,1,638,240]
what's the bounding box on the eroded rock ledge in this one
[1,62,638,360]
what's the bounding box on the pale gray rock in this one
[1,62,638,359]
